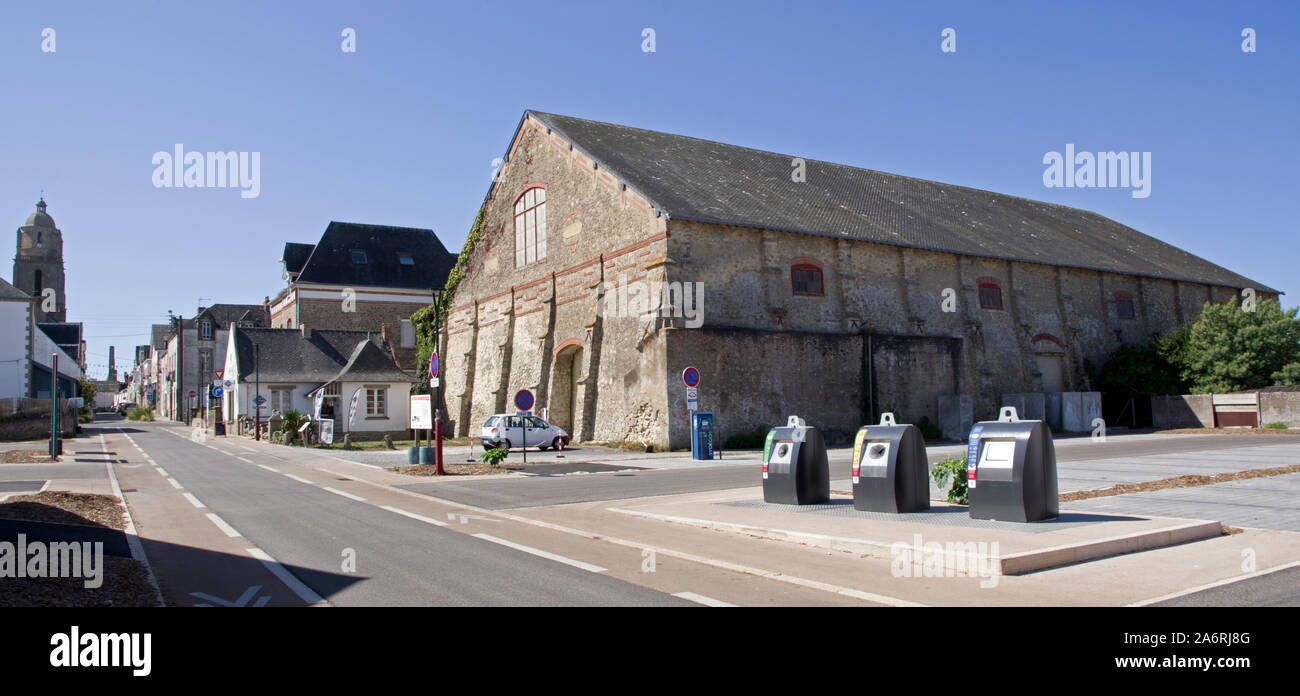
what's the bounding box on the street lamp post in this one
[254,342,261,441]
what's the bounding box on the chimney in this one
[300,324,311,339]
[263,296,271,312]
[380,323,392,344]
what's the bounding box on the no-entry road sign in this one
[682,367,700,388]
[514,389,534,412]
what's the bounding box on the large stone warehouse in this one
[441,111,1278,448]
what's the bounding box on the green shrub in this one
[723,426,771,450]
[930,455,969,505]
[1265,422,1288,430]
[279,410,311,444]
[481,447,509,467]
[127,406,154,421]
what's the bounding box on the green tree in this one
[1097,337,1187,396]
[1179,299,1300,393]
[412,203,489,395]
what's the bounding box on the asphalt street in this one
[100,421,694,607]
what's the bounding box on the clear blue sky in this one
[2,0,1296,380]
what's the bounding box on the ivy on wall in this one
[411,203,489,394]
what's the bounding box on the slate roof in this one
[194,303,269,330]
[282,242,315,276]
[37,322,81,347]
[0,277,32,301]
[231,328,414,386]
[525,111,1277,294]
[150,324,170,350]
[290,222,457,290]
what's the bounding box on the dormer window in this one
[398,253,415,266]
[200,321,213,340]
[351,250,368,264]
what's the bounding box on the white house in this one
[223,325,415,439]
[0,278,33,401]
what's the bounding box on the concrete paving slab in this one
[610,487,1222,576]
[1065,472,1300,532]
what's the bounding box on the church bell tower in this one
[13,198,66,323]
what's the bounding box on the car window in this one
[527,417,547,429]
[483,416,499,427]
[505,416,522,428]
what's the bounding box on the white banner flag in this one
[347,388,361,429]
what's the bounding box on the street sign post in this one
[682,367,700,411]
[514,389,535,465]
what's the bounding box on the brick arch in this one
[975,276,1001,288]
[553,338,584,358]
[517,182,547,198]
[1114,290,1134,302]
[1031,333,1067,350]
[789,256,823,269]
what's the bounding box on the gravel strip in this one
[0,449,57,464]
[0,557,161,607]
[0,491,127,530]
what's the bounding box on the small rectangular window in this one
[1117,299,1135,319]
[351,250,368,264]
[400,319,415,348]
[979,286,1003,310]
[366,387,387,417]
[791,266,823,296]
[398,253,415,266]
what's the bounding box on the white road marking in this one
[673,592,737,607]
[103,432,164,606]
[190,585,270,607]
[237,456,254,464]
[380,505,449,527]
[166,477,183,489]
[247,548,327,606]
[155,466,169,477]
[284,474,312,484]
[183,493,206,509]
[206,513,242,538]
[322,487,365,502]
[471,533,606,573]
[257,464,279,473]
[1128,559,1300,606]
[237,446,258,453]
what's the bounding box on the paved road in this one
[1066,469,1300,532]
[96,421,697,606]
[1152,566,1300,607]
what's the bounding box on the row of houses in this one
[123,221,457,438]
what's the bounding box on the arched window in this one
[514,187,547,267]
[977,277,1003,310]
[790,260,824,296]
[1115,291,1135,319]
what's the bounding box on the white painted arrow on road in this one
[190,585,272,607]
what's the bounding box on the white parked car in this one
[481,413,570,451]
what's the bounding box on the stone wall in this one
[445,113,670,442]
[666,327,864,448]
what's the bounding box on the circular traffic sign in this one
[429,352,439,378]
[682,367,700,388]
[514,389,534,411]
[188,390,196,398]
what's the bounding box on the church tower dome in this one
[24,198,55,229]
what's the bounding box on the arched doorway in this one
[549,342,583,435]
